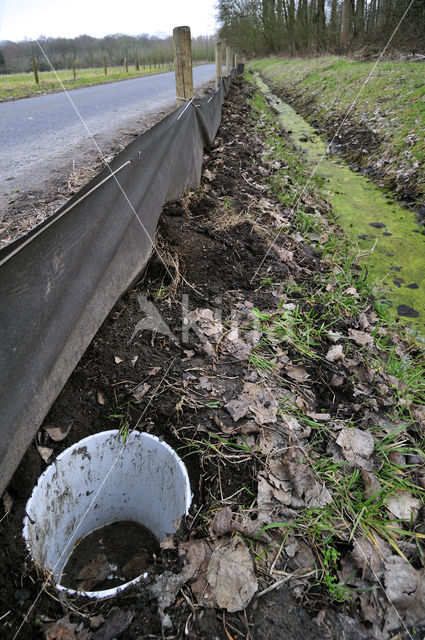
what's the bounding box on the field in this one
[0,64,176,101]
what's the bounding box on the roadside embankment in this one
[249,57,425,212]
[2,76,424,640]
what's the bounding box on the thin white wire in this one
[0,161,131,267]
[13,356,177,640]
[250,0,415,283]
[33,39,176,282]
[12,44,192,637]
[12,16,417,635]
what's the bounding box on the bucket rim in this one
[22,429,192,599]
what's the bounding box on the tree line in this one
[0,33,216,74]
[217,0,425,56]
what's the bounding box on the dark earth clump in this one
[62,521,160,591]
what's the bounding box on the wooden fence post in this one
[235,54,239,69]
[135,56,139,71]
[32,56,39,84]
[215,41,223,88]
[72,56,76,80]
[104,56,107,76]
[226,46,231,75]
[173,26,194,108]
[124,57,128,73]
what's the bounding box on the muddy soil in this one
[0,78,423,640]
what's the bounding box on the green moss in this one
[254,74,425,335]
[249,57,425,199]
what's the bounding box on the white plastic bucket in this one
[23,430,192,598]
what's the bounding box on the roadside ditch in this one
[1,76,424,640]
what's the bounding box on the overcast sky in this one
[0,0,219,42]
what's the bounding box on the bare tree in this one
[317,0,326,50]
[340,0,353,50]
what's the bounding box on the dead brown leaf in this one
[336,428,374,469]
[148,366,161,376]
[244,382,278,424]
[361,469,382,501]
[351,534,392,580]
[225,397,248,422]
[75,553,110,591]
[348,328,374,347]
[43,616,77,640]
[92,608,134,640]
[160,534,176,551]
[281,414,311,439]
[326,344,345,362]
[306,412,331,422]
[224,336,252,360]
[89,615,105,630]
[37,445,53,463]
[211,507,270,543]
[283,451,332,508]
[151,540,210,612]
[132,382,151,403]
[386,490,421,522]
[286,364,310,382]
[204,538,258,612]
[384,556,425,628]
[44,422,73,442]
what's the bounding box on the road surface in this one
[0,65,216,215]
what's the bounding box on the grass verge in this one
[238,74,425,603]
[0,64,180,101]
[248,56,425,204]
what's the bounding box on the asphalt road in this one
[0,64,216,214]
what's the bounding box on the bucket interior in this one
[23,430,191,596]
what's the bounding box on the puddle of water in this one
[255,75,425,333]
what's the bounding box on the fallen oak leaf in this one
[204,538,258,612]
